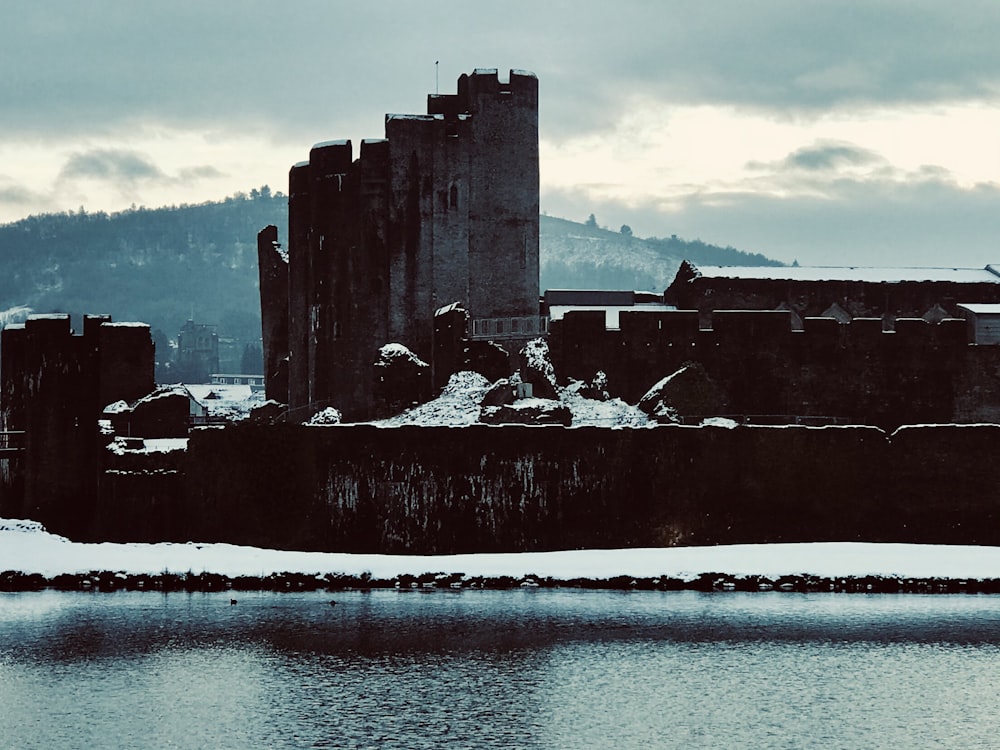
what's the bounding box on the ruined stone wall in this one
[0,314,153,534]
[272,69,539,421]
[97,322,155,408]
[256,224,289,403]
[549,309,999,428]
[90,422,1000,551]
[0,324,26,512]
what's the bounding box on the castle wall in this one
[256,224,289,403]
[0,324,26,514]
[85,422,1000,550]
[665,270,1000,326]
[0,314,154,535]
[463,70,540,320]
[549,309,994,428]
[98,322,155,408]
[287,163,311,413]
[385,116,447,358]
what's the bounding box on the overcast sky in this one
[3,1,1000,266]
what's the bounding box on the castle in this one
[8,67,1000,551]
[258,68,541,421]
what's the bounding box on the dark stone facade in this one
[0,315,154,535]
[260,69,540,421]
[548,308,1000,430]
[90,423,1000,551]
[665,260,1000,329]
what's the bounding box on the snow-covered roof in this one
[311,139,350,150]
[435,301,465,316]
[957,303,1000,315]
[386,113,437,122]
[549,303,676,329]
[102,400,131,415]
[183,384,264,420]
[102,321,149,328]
[691,265,1000,284]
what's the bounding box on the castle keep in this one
[259,68,540,420]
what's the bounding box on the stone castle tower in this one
[0,314,154,534]
[259,68,540,420]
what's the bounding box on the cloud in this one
[178,165,225,181]
[4,1,1000,143]
[57,149,225,189]
[776,141,886,172]
[58,149,165,184]
[545,175,1000,269]
[0,177,43,205]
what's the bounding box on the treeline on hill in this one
[0,188,287,380]
[538,215,783,293]
[0,194,782,381]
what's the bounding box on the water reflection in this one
[3,590,1000,748]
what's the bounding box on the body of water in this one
[2,589,999,748]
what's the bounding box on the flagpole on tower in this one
[435,61,439,95]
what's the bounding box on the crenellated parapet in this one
[549,308,991,428]
[0,313,154,533]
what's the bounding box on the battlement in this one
[560,308,971,348]
[308,140,353,179]
[0,312,155,530]
[549,307,983,427]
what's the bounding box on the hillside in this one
[540,215,781,292]
[0,193,782,370]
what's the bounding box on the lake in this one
[1,589,999,749]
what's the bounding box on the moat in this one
[3,589,1000,749]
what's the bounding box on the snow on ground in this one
[375,371,492,427]
[184,384,266,421]
[374,371,650,427]
[107,437,189,456]
[3,518,1000,581]
[558,386,651,427]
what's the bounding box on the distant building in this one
[958,303,1000,345]
[665,261,1000,329]
[259,68,540,421]
[175,320,219,383]
[543,289,673,330]
[210,373,265,391]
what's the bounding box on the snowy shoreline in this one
[4,518,1000,592]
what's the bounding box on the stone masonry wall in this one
[87,422,1000,551]
[549,309,1000,429]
